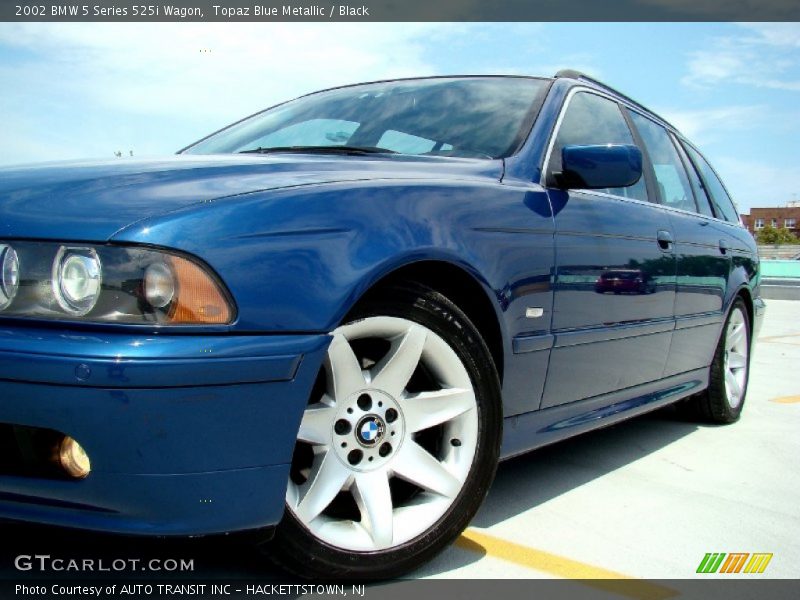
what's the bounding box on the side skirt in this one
[499,367,708,461]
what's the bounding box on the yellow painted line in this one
[456,529,677,600]
[770,395,800,404]
[758,332,800,342]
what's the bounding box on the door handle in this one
[719,239,728,254]
[657,230,674,251]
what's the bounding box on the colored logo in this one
[356,415,385,446]
[696,553,773,574]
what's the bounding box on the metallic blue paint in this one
[502,368,708,460]
[560,144,643,189]
[0,326,325,387]
[0,75,764,536]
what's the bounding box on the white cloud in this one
[0,23,472,161]
[0,23,459,118]
[713,156,800,212]
[738,23,800,48]
[656,105,764,143]
[682,23,800,91]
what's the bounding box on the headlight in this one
[0,241,234,325]
[144,262,175,309]
[0,244,20,310]
[53,247,102,316]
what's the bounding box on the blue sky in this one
[0,22,798,213]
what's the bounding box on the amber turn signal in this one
[166,256,232,324]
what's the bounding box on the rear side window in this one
[549,92,647,202]
[629,112,695,213]
[682,143,739,223]
[673,137,715,218]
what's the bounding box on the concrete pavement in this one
[416,299,800,580]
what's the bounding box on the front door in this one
[540,91,676,408]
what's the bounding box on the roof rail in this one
[553,69,676,131]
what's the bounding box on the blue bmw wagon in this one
[0,71,764,578]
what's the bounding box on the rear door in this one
[540,90,676,408]
[666,140,751,375]
[626,112,731,376]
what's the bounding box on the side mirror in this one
[555,144,643,190]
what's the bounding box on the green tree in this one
[756,225,800,245]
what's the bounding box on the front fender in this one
[111,180,555,341]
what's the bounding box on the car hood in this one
[0,154,502,241]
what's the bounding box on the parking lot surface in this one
[417,299,799,580]
[0,300,796,583]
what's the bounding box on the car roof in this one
[290,74,552,99]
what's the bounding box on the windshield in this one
[182,77,550,159]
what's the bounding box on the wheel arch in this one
[713,284,755,354]
[736,285,754,331]
[343,259,507,384]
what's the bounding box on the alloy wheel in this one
[286,316,478,552]
[723,307,749,409]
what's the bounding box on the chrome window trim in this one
[541,86,609,188]
[540,85,744,229]
[671,135,743,227]
[540,87,649,194]
[565,188,656,210]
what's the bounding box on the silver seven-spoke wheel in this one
[269,283,501,579]
[287,316,478,551]
[681,297,751,424]
[723,307,749,409]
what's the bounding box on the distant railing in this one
[761,260,800,279]
[758,245,800,260]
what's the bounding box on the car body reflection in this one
[595,269,657,295]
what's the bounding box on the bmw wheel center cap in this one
[356,414,386,447]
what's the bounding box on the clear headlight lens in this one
[0,241,234,325]
[144,262,175,309]
[0,244,20,310]
[53,247,102,316]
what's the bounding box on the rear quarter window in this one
[682,142,739,223]
[629,112,695,213]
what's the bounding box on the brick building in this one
[741,201,800,237]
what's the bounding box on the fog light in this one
[58,436,91,479]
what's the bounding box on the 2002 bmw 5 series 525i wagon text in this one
[0,71,764,579]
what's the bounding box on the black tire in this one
[679,298,751,424]
[265,282,503,580]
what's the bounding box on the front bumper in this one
[753,295,767,343]
[0,325,329,535]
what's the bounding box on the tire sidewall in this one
[270,283,502,580]
[710,298,751,422]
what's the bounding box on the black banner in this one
[3,0,800,22]
[4,579,800,599]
